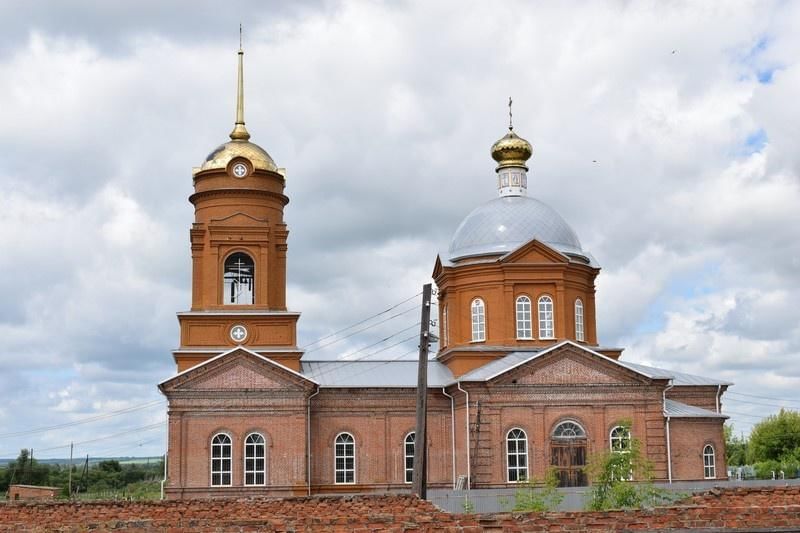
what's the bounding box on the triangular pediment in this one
[159,347,315,393]
[490,343,651,386]
[432,255,444,278]
[499,239,569,265]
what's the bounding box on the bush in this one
[512,468,564,512]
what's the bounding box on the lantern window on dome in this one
[538,295,554,339]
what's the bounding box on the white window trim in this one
[442,304,448,347]
[609,426,633,481]
[515,296,533,340]
[210,432,233,487]
[575,298,585,342]
[334,432,356,485]
[471,298,486,342]
[538,295,555,339]
[506,428,529,483]
[244,432,266,487]
[404,432,415,484]
[703,444,716,479]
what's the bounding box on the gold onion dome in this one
[491,128,533,171]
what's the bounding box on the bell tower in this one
[173,40,302,372]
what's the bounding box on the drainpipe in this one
[715,384,722,413]
[307,386,320,496]
[442,388,456,489]
[457,382,470,491]
[663,379,674,484]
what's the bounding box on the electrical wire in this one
[0,400,165,438]
[725,396,800,410]
[300,292,422,349]
[726,391,800,405]
[302,307,420,354]
[0,422,165,457]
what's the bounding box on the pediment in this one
[491,344,650,386]
[160,348,314,393]
[432,255,444,278]
[499,239,569,265]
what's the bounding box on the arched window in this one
[553,420,586,439]
[703,445,716,479]
[334,433,355,484]
[223,252,254,304]
[506,428,528,482]
[244,433,266,486]
[609,426,631,453]
[211,433,232,486]
[404,432,415,484]
[471,298,486,342]
[575,299,585,342]
[516,296,532,339]
[538,295,554,339]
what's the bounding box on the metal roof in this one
[300,359,455,388]
[622,361,732,386]
[447,196,593,264]
[664,399,728,419]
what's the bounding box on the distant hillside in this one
[0,456,163,467]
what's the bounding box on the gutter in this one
[663,379,674,484]
[457,382,470,491]
[442,388,456,489]
[716,384,722,413]
[307,386,320,496]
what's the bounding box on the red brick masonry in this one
[1,486,799,532]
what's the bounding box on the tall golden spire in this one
[229,24,251,141]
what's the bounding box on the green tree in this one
[747,409,800,464]
[587,422,674,511]
[724,424,748,466]
[512,468,564,512]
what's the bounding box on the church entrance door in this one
[550,421,588,487]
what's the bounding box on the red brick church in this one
[158,47,729,499]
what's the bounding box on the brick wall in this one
[2,487,799,532]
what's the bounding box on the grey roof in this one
[300,359,455,388]
[664,399,728,419]
[447,196,594,264]
[622,361,732,386]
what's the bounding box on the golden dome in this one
[490,128,532,171]
[201,140,278,172]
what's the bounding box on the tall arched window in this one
[610,426,631,452]
[551,421,587,487]
[538,295,554,339]
[516,296,532,339]
[703,445,716,479]
[244,433,266,486]
[575,299,585,342]
[471,298,486,342]
[334,432,355,484]
[404,432,415,484]
[223,252,254,304]
[506,428,528,482]
[211,433,232,486]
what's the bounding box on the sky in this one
[0,0,799,459]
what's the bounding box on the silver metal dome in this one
[448,196,587,262]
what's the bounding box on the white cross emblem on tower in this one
[231,325,247,342]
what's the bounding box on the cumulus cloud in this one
[1,0,798,455]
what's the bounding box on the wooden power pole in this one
[412,284,432,498]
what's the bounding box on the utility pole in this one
[412,283,432,499]
[68,442,73,498]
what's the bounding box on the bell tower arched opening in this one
[223,252,255,305]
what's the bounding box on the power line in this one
[0,400,165,438]
[301,292,422,350]
[337,322,420,360]
[725,396,800,410]
[727,391,800,405]
[303,307,420,354]
[305,333,421,382]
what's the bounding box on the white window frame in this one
[244,432,266,486]
[404,432,415,484]
[334,432,356,485]
[471,298,486,342]
[506,428,529,483]
[538,295,555,339]
[442,304,448,347]
[609,426,633,480]
[575,298,585,342]
[515,296,533,340]
[703,444,716,479]
[211,433,232,487]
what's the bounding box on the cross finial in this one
[239,23,242,51]
[508,96,513,131]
